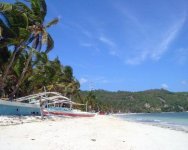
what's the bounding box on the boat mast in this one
[70,95,72,110]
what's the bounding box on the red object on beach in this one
[99,111,106,115]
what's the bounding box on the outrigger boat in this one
[0,98,40,116]
[14,92,96,117]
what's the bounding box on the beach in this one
[0,115,188,150]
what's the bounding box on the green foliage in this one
[62,66,73,83]
[46,18,59,28]
[81,89,188,113]
[0,0,78,99]
[0,3,12,12]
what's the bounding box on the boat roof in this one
[14,92,85,106]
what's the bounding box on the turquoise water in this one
[115,112,188,132]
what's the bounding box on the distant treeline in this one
[80,89,188,113]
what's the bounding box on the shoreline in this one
[114,112,188,133]
[0,115,188,150]
[115,117,188,133]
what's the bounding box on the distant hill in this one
[80,89,188,113]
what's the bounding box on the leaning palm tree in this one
[0,46,10,97]
[0,2,30,96]
[9,0,58,99]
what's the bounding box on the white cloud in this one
[125,50,149,65]
[79,78,88,84]
[151,16,186,60]
[161,83,169,89]
[98,35,119,56]
[125,15,186,65]
[114,2,187,65]
[114,3,145,34]
[99,35,116,47]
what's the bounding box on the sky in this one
[6,0,188,92]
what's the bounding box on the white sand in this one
[0,115,188,150]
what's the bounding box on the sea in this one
[115,112,188,133]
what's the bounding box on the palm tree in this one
[62,66,74,83]
[0,1,58,98]
[28,54,59,92]
[0,47,10,97]
[9,0,58,98]
[0,47,10,74]
[0,2,30,96]
[85,91,97,111]
[0,1,83,102]
[4,50,30,97]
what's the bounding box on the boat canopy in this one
[14,92,85,106]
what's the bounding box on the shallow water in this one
[115,112,188,132]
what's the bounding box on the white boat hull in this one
[43,108,96,117]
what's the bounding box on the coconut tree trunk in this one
[2,47,18,81]
[0,46,18,96]
[9,49,33,99]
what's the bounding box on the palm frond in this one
[26,35,35,45]
[3,10,28,29]
[30,0,47,22]
[42,29,47,44]
[0,12,11,28]
[18,27,30,41]
[45,33,54,53]
[0,3,13,12]
[30,0,40,15]
[40,0,47,21]
[31,34,39,49]
[45,18,59,28]
[15,2,32,14]
[0,19,18,47]
[15,2,38,24]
